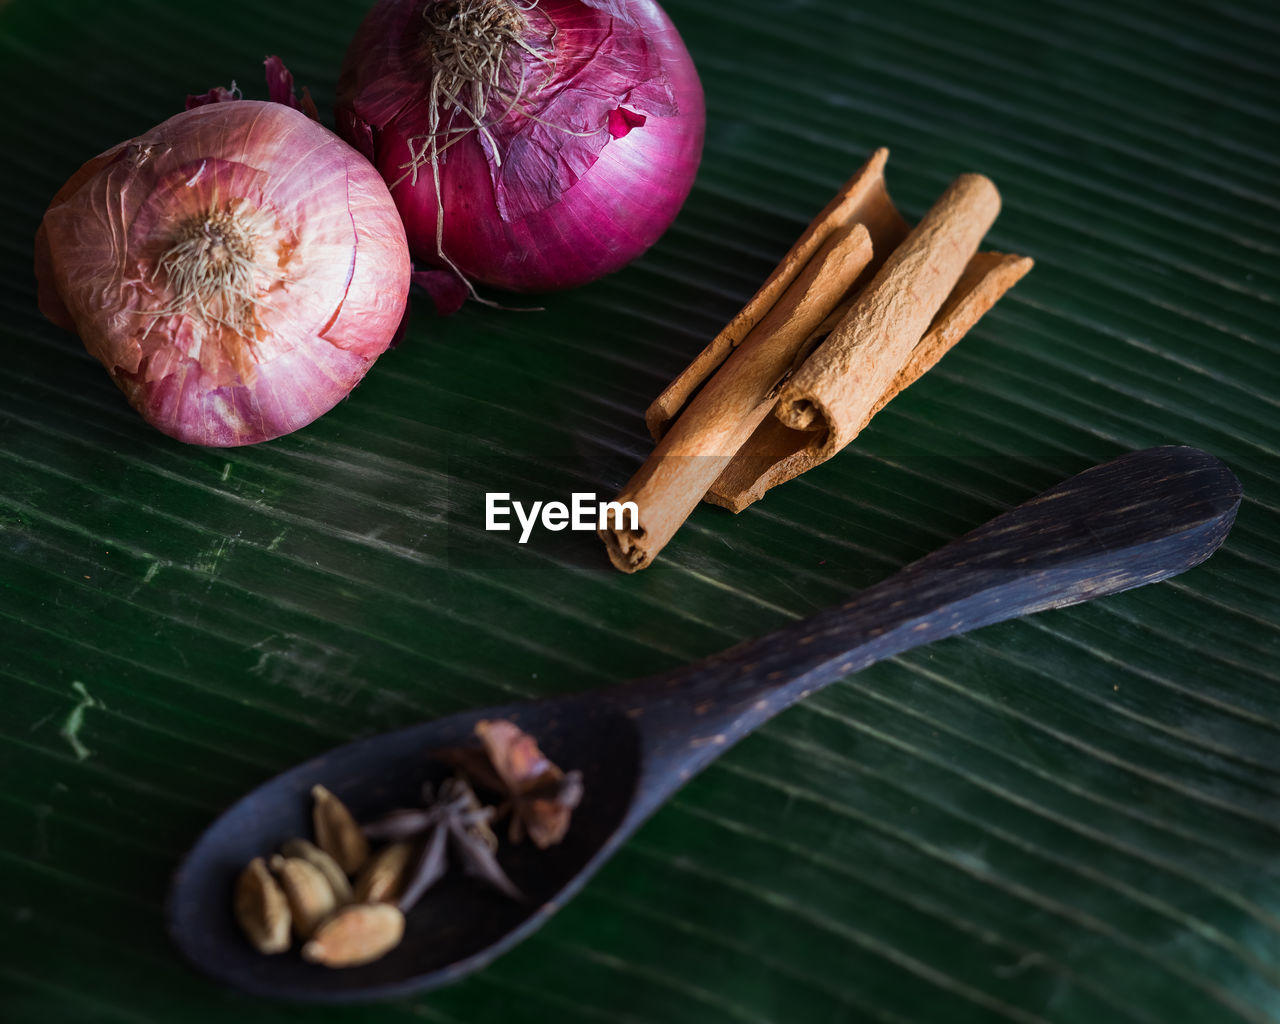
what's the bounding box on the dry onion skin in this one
[34,101,412,447]
[336,0,704,299]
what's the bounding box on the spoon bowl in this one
[168,446,1241,1001]
[169,697,644,1000]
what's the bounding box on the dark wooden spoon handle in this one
[618,446,1240,809]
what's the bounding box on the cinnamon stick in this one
[645,147,908,441]
[599,223,874,573]
[703,250,1033,511]
[601,154,1032,572]
[774,174,1000,456]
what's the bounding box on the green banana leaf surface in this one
[1,0,1278,1021]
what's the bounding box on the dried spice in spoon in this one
[363,775,521,907]
[228,719,581,969]
[437,718,584,848]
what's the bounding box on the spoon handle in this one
[618,446,1240,806]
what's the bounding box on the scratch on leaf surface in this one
[194,537,232,575]
[60,681,104,762]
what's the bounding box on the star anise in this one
[438,719,584,848]
[360,774,520,911]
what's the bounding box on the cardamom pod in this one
[353,841,413,904]
[233,857,291,954]
[270,854,338,939]
[301,903,405,968]
[312,784,369,875]
[280,838,354,904]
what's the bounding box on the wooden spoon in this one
[168,445,1240,1001]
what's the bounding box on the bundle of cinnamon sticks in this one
[598,149,1033,573]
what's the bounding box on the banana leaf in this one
[0,0,1277,1021]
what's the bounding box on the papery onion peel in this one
[35,98,411,446]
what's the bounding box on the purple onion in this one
[336,0,705,297]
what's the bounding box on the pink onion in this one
[336,0,704,299]
[35,98,411,446]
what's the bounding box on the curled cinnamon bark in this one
[645,148,907,440]
[775,174,1000,450]
[601,150,1033,572]
[601,223,874,573]
[704,250,1033,513]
